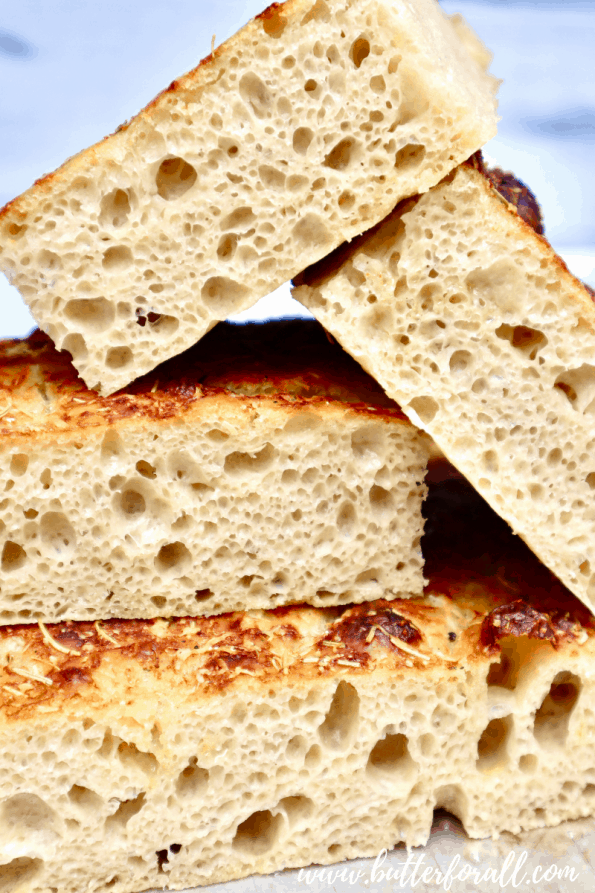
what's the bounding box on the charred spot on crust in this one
[326,600,423,649]
[485,167,544,235]
[55,666,92,687]
[480,599,584,653]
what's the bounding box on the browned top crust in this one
[1,475,592,723]
[484,167,545,235]
[0,319,407,442]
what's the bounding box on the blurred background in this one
[1,0,594,337]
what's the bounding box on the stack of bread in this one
[0,0,594,891]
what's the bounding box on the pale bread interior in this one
[293,163,595,612]
[0,0,497,394]
[0,405,426,623]
[0,322,428,623]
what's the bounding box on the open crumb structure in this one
[0,321,428,624]
[0,478,594,893]
[0,0,497,394]
[293,157,595,613]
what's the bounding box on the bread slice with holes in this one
[293,157,595,614]
[0,320,429,624]
[0,0,498,395]
[1,476,594,893]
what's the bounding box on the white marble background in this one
[0,0,594,336]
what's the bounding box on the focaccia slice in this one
[293,157,595,613]
[0,320,428,624]
[0,0,497,394]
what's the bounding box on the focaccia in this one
[0,0,497,394]
[0,320,428,624]
[293,157,595,613]
[0,477,592,893]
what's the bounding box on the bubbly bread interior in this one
[0,478,593,893]
[0,321,428,624]
[293,160,595,612]
[0,0,497,394]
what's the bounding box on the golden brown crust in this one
[0,320,407,445]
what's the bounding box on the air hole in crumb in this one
[68,785,104,814]
[477,715,513,772]
[336,500,356,535]
[350,36,370,68]
[554,365,595,414]
[369,484,394,517]
[232,810,283,855]
[220,206,255,231]
[0,858,43,891]
[105,793,146,832]
[285,735,307,761]
[39,512,76,556]
[118,489,146,518]
[407,396,438,425]
[64,297,115,333]
[1,793,56,833]
[62,333,87,361]
[239,72,272,119]
[1,542,26,572]
[195,588,213,602]
[115,741,159,775]
[40,468,52,489]
[38,249,61,271]
[495,323,547,360]
[102,245,133,271]
[201,276,250,315]
[10,454,28,477]
[224,443,277,476]
[323,138,359,171]
[487,635,552,691]
[156,157,197,200]
[292,214,332,249]
[351,424,385,457]
[449,350,472,374]
[300,0,330,25]
[293,127,314,156]
[395,144,426,170]
[136,460,156,479]
[175,757,209,797]
[318,681,359,751]
[101,430,124,462]
[534,671,581,749]
[519,754,538,774]
[278,795,314,828]
[106,346,133,370]
[155,541,191,574]
[217,234,238,261]
[100,188,132,227]
[366,732,416,782]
